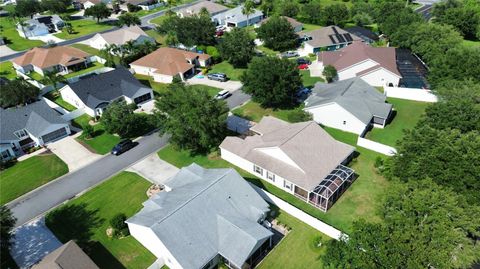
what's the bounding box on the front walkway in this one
[309,61,324,77]
[46,135,102,171]
[10,217,62,269]
[127,153,179,185]
[186,76,243,92]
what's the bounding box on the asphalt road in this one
[7,132,169,227]
[227,89,251,110]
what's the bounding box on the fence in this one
[384,86,438,102]
[357,137,397,156]
[61,108,85,121]
[140,2,164,10]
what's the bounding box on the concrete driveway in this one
[10,217,62,269]
[127,153,179,185]
[309,61,324,78]
[186,76,243,92]
[46,135,102,172]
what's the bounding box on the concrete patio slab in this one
[127,153,179,185]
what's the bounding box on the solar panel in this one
[336,34,346,43]
[331,26,339,35]
[328,35,337,44]
[344,34,353,42]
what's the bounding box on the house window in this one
[14,129,28,139]
[1,150,11,160]
[284,180,292,190]
[253,165,263,176]
[266,171,275,182]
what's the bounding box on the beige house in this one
[176,0,229,18]
[89,25,155,51]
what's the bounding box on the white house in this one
[304,77,393,135]
[316,41,402,87]
[127,163,273,269]
[89,25,155,51]
[220,116,355,212]
[212,5,263,28]
[59,68,153,117]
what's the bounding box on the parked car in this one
[216,25,226,31]
[207,73,228,82]
[215,90,231,100]
[297,58,311,65]
[298,63,309,70]
[281,51,299,58]
[215,30,224,37]
[111,139,136,155]
[296,87,312,97]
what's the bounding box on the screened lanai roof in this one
[311,165,354,199]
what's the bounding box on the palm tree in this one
[41,71,67,91]
[242,0,255,27]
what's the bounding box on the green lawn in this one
[0,16,45,51]
[145,29,166,45]
[45,172,156,269]
[462,39,480,48]
[0,154,68,205]
[365,98,429,146]
[302,24,322,32]
[209,61,245,81]
[301,69,324,87]
[232,101,306,123]
[0,61,17,80]
[257,45,279,56]
[73,114,121,155]
[70,43,121,64]
[64,62,104,79]
[44,90,77,111]
[134,74,169,96]
[188,84,221,97]
[54,19,113,40]
[150,14,168,26]
[28,71,44,82]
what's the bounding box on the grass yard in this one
[256,45,279,56]
[0,16,45,51]
[145,29,166,45]
[0,61,17,80]
[45,172,156,269]
[150,14,169,26]
[54,19,113,40]
[134,74,169,96]
[301,69,324,87]
[0,154,68,205]
[65,62,104,79]
[73,114,121,155]
[365,97,429,146]
[188,84,221,97]
[232,101,306,123]
[209,61,245,81]
[28,71,44,82]
[70,43,121,64]
[302,23,322,32]
[44,90,77,111]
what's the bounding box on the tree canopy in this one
[118,13,141,27]
[256,16,298,52]
[156,14,215,47]
[241,57,302,108]
[0,79,40,108]
[0,206,16,253]
[41,0,72,14]
[15,0,42,18]
[84,3,111,23]
[218,28,255,68]
[101,100,139,138]
[433,0,480,40]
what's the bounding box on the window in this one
[253,165,263,176]
[284,180,292,190]
[266,171,275,182]
[343,121,346,125]
[14,129,28,139]
[1,150,11,160]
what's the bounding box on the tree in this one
[64,22,74,34]
[260,0,274,17]
[298,2,323,25]
[256,16,298,51]
[241,57,302,108]
[0,206,16,253]
[118,12,141,27]
[242,0,255,26]
[279,1,300,18]
[100,45,117,67]
[109,213,129,237]
[84,3,111,23]
[41,71,67,91]
[352,12,373,27]
[83,124,95,139]
[323,180,480,269]
[429,46,480,86]
[218,28,255,68]
[15,0,42,18]
[0,78,40,108]
[157,14,215,47]
[154,82,228,153]
[199,7,209,17]
[322,65,337,83]
[433,0,480,40]
[323,4,349,27]
[100,100,138,137]
[41,0,72,14]
[379,8,422,36]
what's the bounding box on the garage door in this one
[134,93,152,104]
[42,127,68,143]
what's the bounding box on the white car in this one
[215,90,231,100]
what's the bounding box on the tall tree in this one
[379,8,422,36]
[218,28,255,68]
[157,14,215,47]
[0,206,16,253]
[101,100,138,138]
[242,0,255,26]
[241,57,302,108]
[298,2,323,25]
[15,0,42,18]
[433,0,480,40]
[323,4,349,27]
[256,16,298,51]
[0,79,40,108]
[41,0,72,14]
[429,46,480,85]
[84,3,111,23]
[279,1,300,18]
[118,12,141,27]
[154,82,228,153]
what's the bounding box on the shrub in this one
[83,124,94,139]
[127,3,141,12]
[287,110,313,123]
[110,213,128,237]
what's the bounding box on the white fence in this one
[42,97,68,114]
[140,2,164,10]
[357,137,397,156]
[250,184,346,240]
[384,86,438,102]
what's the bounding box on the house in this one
[12,46,93,77]
[59,68,153,117]
[220,116,355,212]
[73,0,111,10]
[304,77,393,135]
[176,0,229,18]
[0,100,71,161]
[316,41,402,87]
[300,26,362,53]
[17,15,65,38]
[259,16,303,33]
[89,26,155,51]
[345,26,379,44]
[212,5,263,28]
[130,47,211,83]
[127,163,273,269]
[125,0,163,10]
[31,240,99,269]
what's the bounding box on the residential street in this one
[227,90,251,110]
[7,132,169,227]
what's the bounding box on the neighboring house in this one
[176,0,229,18]
[60,68,153,117]
[316,41,402,87]
[74,0,111,10]
[89,25,155,51]
[212,5,264,28]
[304,77,393,135]
[130,47,211,83]
[12,46,93,77]
[124,0,163,10]
[17,15,65,38]
[31,240,99,269]
[259,16,303,33]
[300,26,362,53]
[127,163,274,269]
[345,26,379,44]
[220,116,355,212]
[0,100,71,161]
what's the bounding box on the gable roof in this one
[176,0,229,17]
[65,68,151,109]
[301,26,362,48]
[12,46,90,69]
[94,26,151,46]
[319,41,401,76]
[212,5,263,23]
[127,164,272,269]
[260,16,303,29]
[220,117,355,191]
[304,77,392,123]
[0,99,68,141]
[31,240,99,269]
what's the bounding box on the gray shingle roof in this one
[31,240,99,269]
[0,100,67,141]
[304,77,392,124]
[127,164,272,269]
[66,68,151,109]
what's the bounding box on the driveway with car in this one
[186,76,243,92]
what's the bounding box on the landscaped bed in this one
[45,172,156,269]
[54,19,113,40]
[0,153,68,205]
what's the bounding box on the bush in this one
[83,124,94,139]
[110,213,127,231]
[206,46,221,63]
[287,110,313,123]
[127,3,141,12]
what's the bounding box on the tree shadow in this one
[84,241,127,269]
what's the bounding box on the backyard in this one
[232,101,307,123]
[45,172,156,269]
[44,90,77,111]
[54,19,113,40]
[0,61,17,80]
[300,69,324,87]
[134,73,221,97]
[64,61,105,79]
[0,16,44,51]
[0,154,68,205]
[73,114,121,155]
